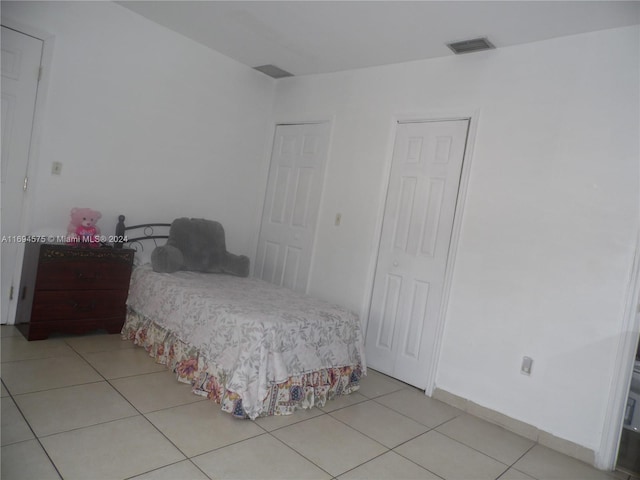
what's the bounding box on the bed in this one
[114,216,366,419]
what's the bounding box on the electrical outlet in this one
[51,161,63,175]
[521,356,533,375]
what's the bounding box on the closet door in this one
[366,120,469,388]
[255,123,330,293]
[1,26,44,324]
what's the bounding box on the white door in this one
[366,119,469,388]
[1,26,43,324]
[255,123,330,292]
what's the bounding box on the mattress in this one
[125,265,366,418]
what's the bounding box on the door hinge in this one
[9,286,14,301]
[23,176,28,191]
[38,66,43,82]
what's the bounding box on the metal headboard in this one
[113,215,171,255]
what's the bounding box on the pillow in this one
[150,218,249,276]
[151,244,184,273]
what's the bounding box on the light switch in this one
[521,356,533,375]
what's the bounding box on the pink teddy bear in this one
[67,208,102,247]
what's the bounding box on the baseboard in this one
[432,388,595,467]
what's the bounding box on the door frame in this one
[253,117,335,294]
[597,227,640,470]
[1,17,54,325]
[362,108,480,395]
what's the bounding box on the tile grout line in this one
[1,384,64,479]
[121,458,212,480]
[5,328,368,478]
[13,334,206,479]
[264,424,336,478]
[495,443,540,480]
[81,337,310,478]
[322,406,448,477]
[383,412,524,480]
[339,448,447,480]
[433,425,528,470]
[364,390,546,478]
[103,340,239,480]
[70,336,296,478]
[0,330,571,480]
[388,425,453,479]
[268,379,458,478]
[369,396,464,433]
[99,339,411,478]
[66,337,214,477]
[6,379,106,397]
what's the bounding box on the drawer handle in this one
[70,300,97,312]
[77,272,101,280]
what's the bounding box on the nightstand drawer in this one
[36,261,132,290]
[31,290,129,321]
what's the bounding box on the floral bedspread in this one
[126,265,366,419]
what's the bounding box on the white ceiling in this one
[117,1,640,77]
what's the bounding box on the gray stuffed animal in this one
[151,217,249,277]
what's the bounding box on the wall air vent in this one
[447,37,495,55]
[253,64,294,79]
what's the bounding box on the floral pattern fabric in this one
[125,266,366,419]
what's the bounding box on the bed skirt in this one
[121,309,363,418]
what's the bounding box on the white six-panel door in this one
[366,120,469,388]
[1,26,43,324]
[255,123,330,293]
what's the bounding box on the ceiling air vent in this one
[253,64,294,79]
[447,37,495,55]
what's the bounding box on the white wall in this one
[2,1,275,257]
[271,26,639,455]
[4,0,638,460]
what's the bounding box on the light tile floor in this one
[0,325,635,480]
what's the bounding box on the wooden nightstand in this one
[15,243,134,341]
